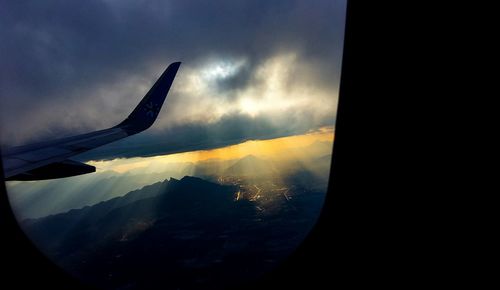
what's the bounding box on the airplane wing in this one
[1,62,181,181]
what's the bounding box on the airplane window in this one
[0,1,346,289]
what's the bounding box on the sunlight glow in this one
[202,59,247,80]
[87,127,334,174]
[8,127,335,220]
[156,52,337,127]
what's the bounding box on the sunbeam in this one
[7,128,333,220]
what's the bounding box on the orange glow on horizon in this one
[89,127,334,173]
[154,127,334,163]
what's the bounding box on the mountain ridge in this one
[18,174,326,290]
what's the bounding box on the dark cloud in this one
[0,0,345,150]
[75,110,335,161]
[214,61,256,95]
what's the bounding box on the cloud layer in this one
[0,0,346,156]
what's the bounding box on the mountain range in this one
[8,141,332,219]
[21,175,326,290]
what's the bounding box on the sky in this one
[0,0,346,160]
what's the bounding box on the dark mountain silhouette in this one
[21,178,175,255]
[9,148,333,220]
[20,175,325,290]
[9,170,183,219]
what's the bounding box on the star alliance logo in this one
[144,101,160,118]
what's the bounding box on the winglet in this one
[116,62,181,134]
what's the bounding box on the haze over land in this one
[7,128,333,219]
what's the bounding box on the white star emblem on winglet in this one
[144,101,158,118]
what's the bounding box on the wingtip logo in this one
[144,101,160,118]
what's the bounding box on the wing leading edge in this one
[2,62,181,181]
